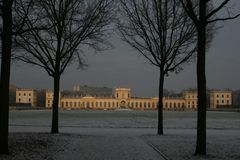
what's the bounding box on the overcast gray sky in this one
[10,3,240,97]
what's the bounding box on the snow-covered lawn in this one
[0,110,239,160]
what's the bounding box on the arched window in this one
[104,102,106,107]
[96,102,98,107]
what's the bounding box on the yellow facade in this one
[183,91,198,109]
[45,88,203,110]
[45,88,234,110]
[16,89,37,107]
[210,90,232,109]
[45,90,61,108]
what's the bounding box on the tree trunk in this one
[195,0,207,155]
[0,0,13,154]
[51,75,60,134]
[157,70,165,135]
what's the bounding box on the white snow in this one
[0,110,239,160]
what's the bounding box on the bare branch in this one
[207,13,240,23]
[15,0,114,77]
[206,0,230,20]
[118,0,197,75]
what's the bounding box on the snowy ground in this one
[0,110,239,160]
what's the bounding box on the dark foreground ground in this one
[0,110,239,160]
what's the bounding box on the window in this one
[96,102,98,107]
[217,100,219,103]
[24,93,26,96]
[222,95,224,98]
[29,98,31,102]
[66,102,68,107]
[19,93,21,96]
[74,102,76,107]
[29,93,31,96]
[108,102,111,107]
[222,100,224,103]
[217,94,219,98]
[19,98,21,102]
[227,100,229,104]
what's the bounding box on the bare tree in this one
[179,0,240,155]
[0,0,34,154]
[15,0,114,133]
[0,0,13,154]
[118,0,197,135]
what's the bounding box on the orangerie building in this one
[45,87,230,110]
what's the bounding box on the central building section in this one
[115,88,131,109]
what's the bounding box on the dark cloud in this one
[10,3,240,97]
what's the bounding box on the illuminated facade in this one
[210,90,232,109]
[16,89,37,107]
[45,88,203,110]
[45,90,61,108]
